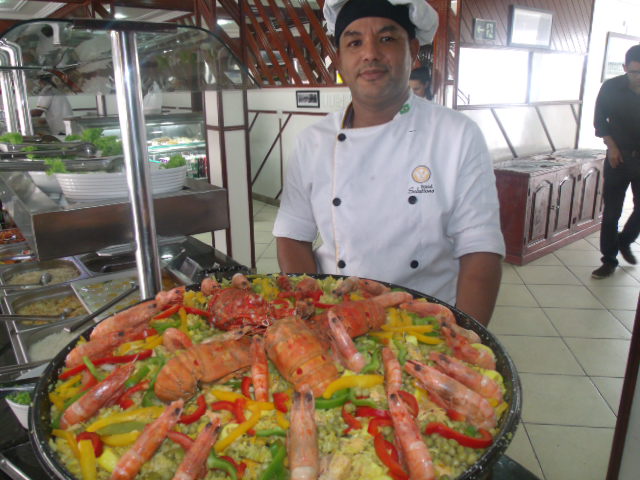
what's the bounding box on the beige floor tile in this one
[495,284,539,307]
[527,285,604,308]
[621,265,640,282]
[521,254,562,266]
[591,376,624,414]
[519,373,615,427]
[256,257,279,274]
[587,285,640,310]
[254,219,275,232]
[253,209,278,223]
[610,309,637,332]
[556,238,599,251]
[514,265,581,285]
[496,335,584,374]
[564,338,630,377]
[255,242,271,259]
[568,265,640,286]
[554,249,603,266]
[503,425,544,479]
[543,308,631,339]
[259,241,277,259]
[192,232,212,246]
[254,229,275,244]
[527,424,614,480]
[501,263,524,284]
[490,306,558,336]
[585,236,600,249]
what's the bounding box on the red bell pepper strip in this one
[342,404,362,434]
[446,409,466,422]
[117,381,150,410]
[59,350,153,380]
[313,301,336,309]
[272,392,289,413]
[373,434,408,480]
[129,328,158,342]
[76,431,103,458]
[220,456,247,479]
[398,390,419,418]
[367,417,394,437]
[355,406,391,419]
[241,376,253,399]
[167,430,194,450]
[153,303,181,320]
[211,401,237,414]
[424,422,493,449]
[182,306,211,318]
[179,394,207,424]
[276,274,293,291]
[233,397,255,436]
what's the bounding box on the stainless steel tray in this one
[0,257,88,289]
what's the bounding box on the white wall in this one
[578,0,640,149]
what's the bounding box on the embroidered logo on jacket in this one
[409,165,435,194]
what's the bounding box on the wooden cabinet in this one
[494,151,605,265]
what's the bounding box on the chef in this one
[273,0,505,326]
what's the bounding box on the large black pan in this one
[29,274,522,480]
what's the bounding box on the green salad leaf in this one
[21,146,37,153]
[0,132,23,144]
[64,134,82,142]
[44,158,68,175]
[94,135,122,156]
[161,154,186,169]
[7,391,31,405]
[81,128,104,143]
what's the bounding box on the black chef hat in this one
[334,0,415,46]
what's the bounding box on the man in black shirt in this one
[592,44,640,278]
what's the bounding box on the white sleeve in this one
[448,121,505,258]
[35,95,52,111]
[272,137,318,242]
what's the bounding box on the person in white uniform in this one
[31,76,73,136]
[273,0,505,326]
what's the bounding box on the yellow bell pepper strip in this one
[58,374,83,393]
[275,410,290,430]
[322,374,384,399]
[381,324,435,333]
[96,447,119,473]
[369,331,394,341]
[413,333,444,345]
[101,430,141,447]
[78,438,97,480]
[49,392,65,411]
[214,404,262,453]
[52,429,80,459]
[179,307,188,333]
[85,406,164,433]
[210,389,274,410]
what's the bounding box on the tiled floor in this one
[250,199,638,480]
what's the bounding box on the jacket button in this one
[337,260,346,268]
[408,196,417,204]
[337,133,346,141]
[333,198,341,206]
[410,260,419,268]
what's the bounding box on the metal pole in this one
[0,41,32,136]
[110,30,161,299]
[0,51,18,133]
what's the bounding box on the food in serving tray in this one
[48,274,510,480]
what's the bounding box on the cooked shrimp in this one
[156,286,186,309]
[66,326,146,368]
[327,310,366,372]
[111,399,184,480]
[400,300,481,344]
[441,326,495,370]
[404,360,496,430]
[251,336,270,402]
[61,363,135,429]
[296,277,322,296]
[387,391,435,480]
[295,298,316,320]
[429,352,502,402]
[155,337,252,402]
[201,276,220,295]
[333,276,390,297]
[288,386,319,480]
[371,291,413,308]
[231,272,250,289]
[382,347,403,393]
[163,328,193,352]
[172,418,221,480]
[89,300,160,341]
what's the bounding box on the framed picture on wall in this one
[602,32,640,81]
[508,6,553,48]
[296,90,320,108]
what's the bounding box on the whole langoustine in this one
[154,336,252,402]
[264,316,339,397]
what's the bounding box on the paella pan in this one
[30,273,521,480]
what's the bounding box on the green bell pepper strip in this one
[348,389,377,408]
[150,318,181,333]
[141,356,165,407]
[82,356,105,382]
[51,389,88,429]
[207,452,238,480]
[255,428,287,437]
[361,349,381,374]
[258,441,286,480]
[96,421,147,436]
[124,365,150,389]
[315,388,350,410]
[392,338,408,365]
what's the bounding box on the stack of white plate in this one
[29,171,62,194]
[56,165,187,202]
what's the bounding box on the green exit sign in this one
[473,18,497,40]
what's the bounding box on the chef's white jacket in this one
[35,85,73,135]
[273,93,505,305]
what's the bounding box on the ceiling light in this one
[114,13,127,19]
[217,19,232,26]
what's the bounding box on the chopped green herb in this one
[7,391,31,405]
[161,154,186,169]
